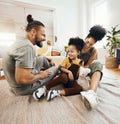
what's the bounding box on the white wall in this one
[84,0,120,64]
[107,0,120,29]
[15,0,81,49]
[1,0,119,62]
[86,0,120,31]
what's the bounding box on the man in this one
[3,14,58,96]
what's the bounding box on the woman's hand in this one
[68,71,74,81]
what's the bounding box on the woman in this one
[79,25,106,110]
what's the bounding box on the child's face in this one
[67,45,80,59]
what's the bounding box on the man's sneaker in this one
[80,90,98,110]
[0,70,4,77]
[33,86,46,101]
[47,90,60,101]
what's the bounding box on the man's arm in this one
[15,67,51,85]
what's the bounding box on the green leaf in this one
[107,31,111,34]
[115,30,120,34]
[106,25,120,56]
[106,42,110,47]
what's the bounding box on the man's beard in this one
[35,36,43,47]
[35,40,43,47]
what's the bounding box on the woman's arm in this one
[85,49,98,67]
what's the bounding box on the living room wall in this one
[0,0,57,57]
[83,0,120,64]
[15,0,81,50]
[0,0,119,63]
[81,0,120,33]
[107,0,120,29]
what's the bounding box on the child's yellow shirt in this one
[60,57,83,69]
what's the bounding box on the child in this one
[33,37,88,101]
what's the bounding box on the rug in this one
[0,77,120,124]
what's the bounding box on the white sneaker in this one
[0,70,4,77]
[47,90,60,101]
[80,90,98,110]
[33,86,46,101]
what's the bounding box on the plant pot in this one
[105,56,118,68]
[51,50,61,56]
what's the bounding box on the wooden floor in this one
[0,76,5,80]
[0,65,120,124]
[0,65,120,80]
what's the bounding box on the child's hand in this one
[68,71,74,81]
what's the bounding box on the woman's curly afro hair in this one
[87,25,106,42]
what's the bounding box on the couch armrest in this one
[46,56,65,66]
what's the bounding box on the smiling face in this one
[84,37,96,51]
[67,45,80,60]
[35,26,46,42]
[27,25,46,46]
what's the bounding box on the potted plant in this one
[104,25,120,68]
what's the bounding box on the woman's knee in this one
[88,60,103,79]
[89,60,103,72]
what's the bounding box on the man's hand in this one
[15,67,51,85]
[39,70,51,79]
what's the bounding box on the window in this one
[0,33,16,47]
[0,1,56,47]
[92,0,108,48]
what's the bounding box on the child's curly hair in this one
[87,25,106,42]
[68,37,84,51]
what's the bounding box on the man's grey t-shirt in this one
[3,38,36,89]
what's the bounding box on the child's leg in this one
[47,81,82,101]
[45,73,69,90]
[33,73,68,101]
[61,81,82,96]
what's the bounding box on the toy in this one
[77,66,91,91]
